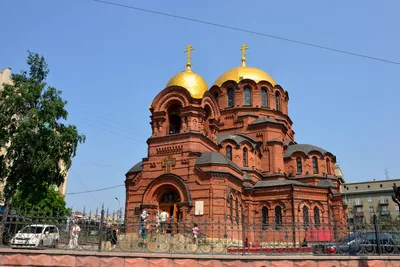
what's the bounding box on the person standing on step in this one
[159,209,169,234]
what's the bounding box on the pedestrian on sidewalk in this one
[69,220,81,249]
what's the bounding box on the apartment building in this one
[342,179,400,223]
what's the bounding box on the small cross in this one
[162,155,176,173]
[184,44,195,68]
[239,44,248,66]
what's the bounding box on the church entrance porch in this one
[140,174,192,222]
[158,190,180,224]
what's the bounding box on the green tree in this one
[12,187,71,217]
[0,51,85,239]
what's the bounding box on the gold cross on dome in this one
[184,44,195,69]
[239,44,248,66]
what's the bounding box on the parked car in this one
[10,224,59,249]
[313,232,400,255]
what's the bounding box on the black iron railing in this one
[1,209,400,255]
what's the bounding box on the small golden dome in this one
[213,65,277,87]
[166,44,208,99]
[214,44,277,87]
[166,67,208,99]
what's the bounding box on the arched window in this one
[227,88,234,108]
[303,206,309,227]
[235,198,239,223]
[314,207,321,226]
[312,157,319,174]
[168,104,181,134]
[243,147,248,167]
[226,146,232,160]
[229,196,233,221]
[214,92,219,102]
[275,91,281,111]
[159,191,181,203]
[275,206,282,229]
[262,206,269,230]
[261,88,268,107]
[296,157,302,174]
[326,158,331,174]
[244,87,251,106]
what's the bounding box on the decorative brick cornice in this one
[156,145,183,156]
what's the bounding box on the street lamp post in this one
[115,197,122,225]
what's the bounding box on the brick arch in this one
[151,87,192,111]
[256,201,272,212]
[257,81,275,91]
[271,200,286,210]
[201,93,220,119]
[311,201,325,213]
[141,174,191,205]
[273,85,286,96]
[298,200,312,212]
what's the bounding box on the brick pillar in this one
[179,206,190,221]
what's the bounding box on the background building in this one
[342,178,400,223]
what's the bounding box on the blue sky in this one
[2,0,399,213]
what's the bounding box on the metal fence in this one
[1,209,400,256]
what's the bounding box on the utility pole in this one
[385,168,390,180]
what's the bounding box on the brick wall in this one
[0,249,399,267]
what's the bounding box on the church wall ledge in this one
[1,248,400,261]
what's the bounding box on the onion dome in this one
[213,44,277,87]
[166,45,208,99]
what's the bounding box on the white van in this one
[10,224,59,249]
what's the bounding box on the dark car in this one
[313,232,400,255]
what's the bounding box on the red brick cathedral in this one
[125,44,346,229]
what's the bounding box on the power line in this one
[93,0,400,66]
[67,184,124,195]
[79,119,147,145]
[72,109,148,137]
[71,171,100,202]
[79,116,146,138]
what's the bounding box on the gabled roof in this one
[217,133,260,149]
[284,144,333,157]
[249,117,279,125]
[243,172,252,181]
[195,152,241,172]
[253,179,303,188]
[317,179,335,188]
[238,112,258,117]
[127,161,143,173]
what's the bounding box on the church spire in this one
[184,44,195,70]
[240,44,248,67]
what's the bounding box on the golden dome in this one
[213,65,277,87]
[214,44,277,87]
[166,67,209,99]
[166,45,208,99]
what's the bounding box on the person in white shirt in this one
[69,220,81,249]
[159,209,169,234]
